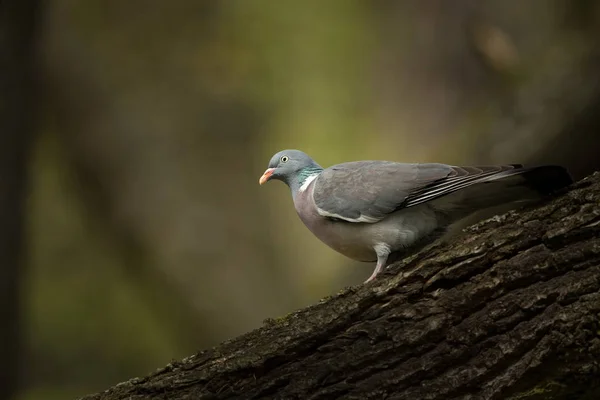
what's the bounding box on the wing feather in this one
[312,161,523,223]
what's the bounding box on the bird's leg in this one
[364,246,389,283]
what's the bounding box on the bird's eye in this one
[280,155,289,163]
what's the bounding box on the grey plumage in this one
[259,149,572,283]
[313,162,453,222]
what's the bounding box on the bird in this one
[259,149,572,283]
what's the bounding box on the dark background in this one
[2,1,600,399]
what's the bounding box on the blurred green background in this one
[2,1,600,399]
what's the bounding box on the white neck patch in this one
[298,174,318,193]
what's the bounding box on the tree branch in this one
[82,173,600,400]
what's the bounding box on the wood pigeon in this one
[259,149,572,283]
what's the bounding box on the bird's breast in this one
[293,185,377,262]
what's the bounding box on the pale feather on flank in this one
[298,173,319,193]
[315,207,381,223]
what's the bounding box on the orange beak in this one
[259,168,275,185]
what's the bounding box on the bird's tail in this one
[432,165,573,223]
[515,165,573,195]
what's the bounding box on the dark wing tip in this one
[520,165,573,195]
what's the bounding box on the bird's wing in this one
[311,161,523,223]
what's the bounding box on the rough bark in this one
[83,173,600,400]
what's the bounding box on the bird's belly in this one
[317,225,378,262]
[296,213,376,261]
[297,205,440,263]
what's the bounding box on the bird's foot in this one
[364,261,385,284]
[364,272,378,284]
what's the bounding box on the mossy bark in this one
[82,173,600,400]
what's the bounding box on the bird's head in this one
[259,149,321,186]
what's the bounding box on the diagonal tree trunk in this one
[82,173,600,400]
